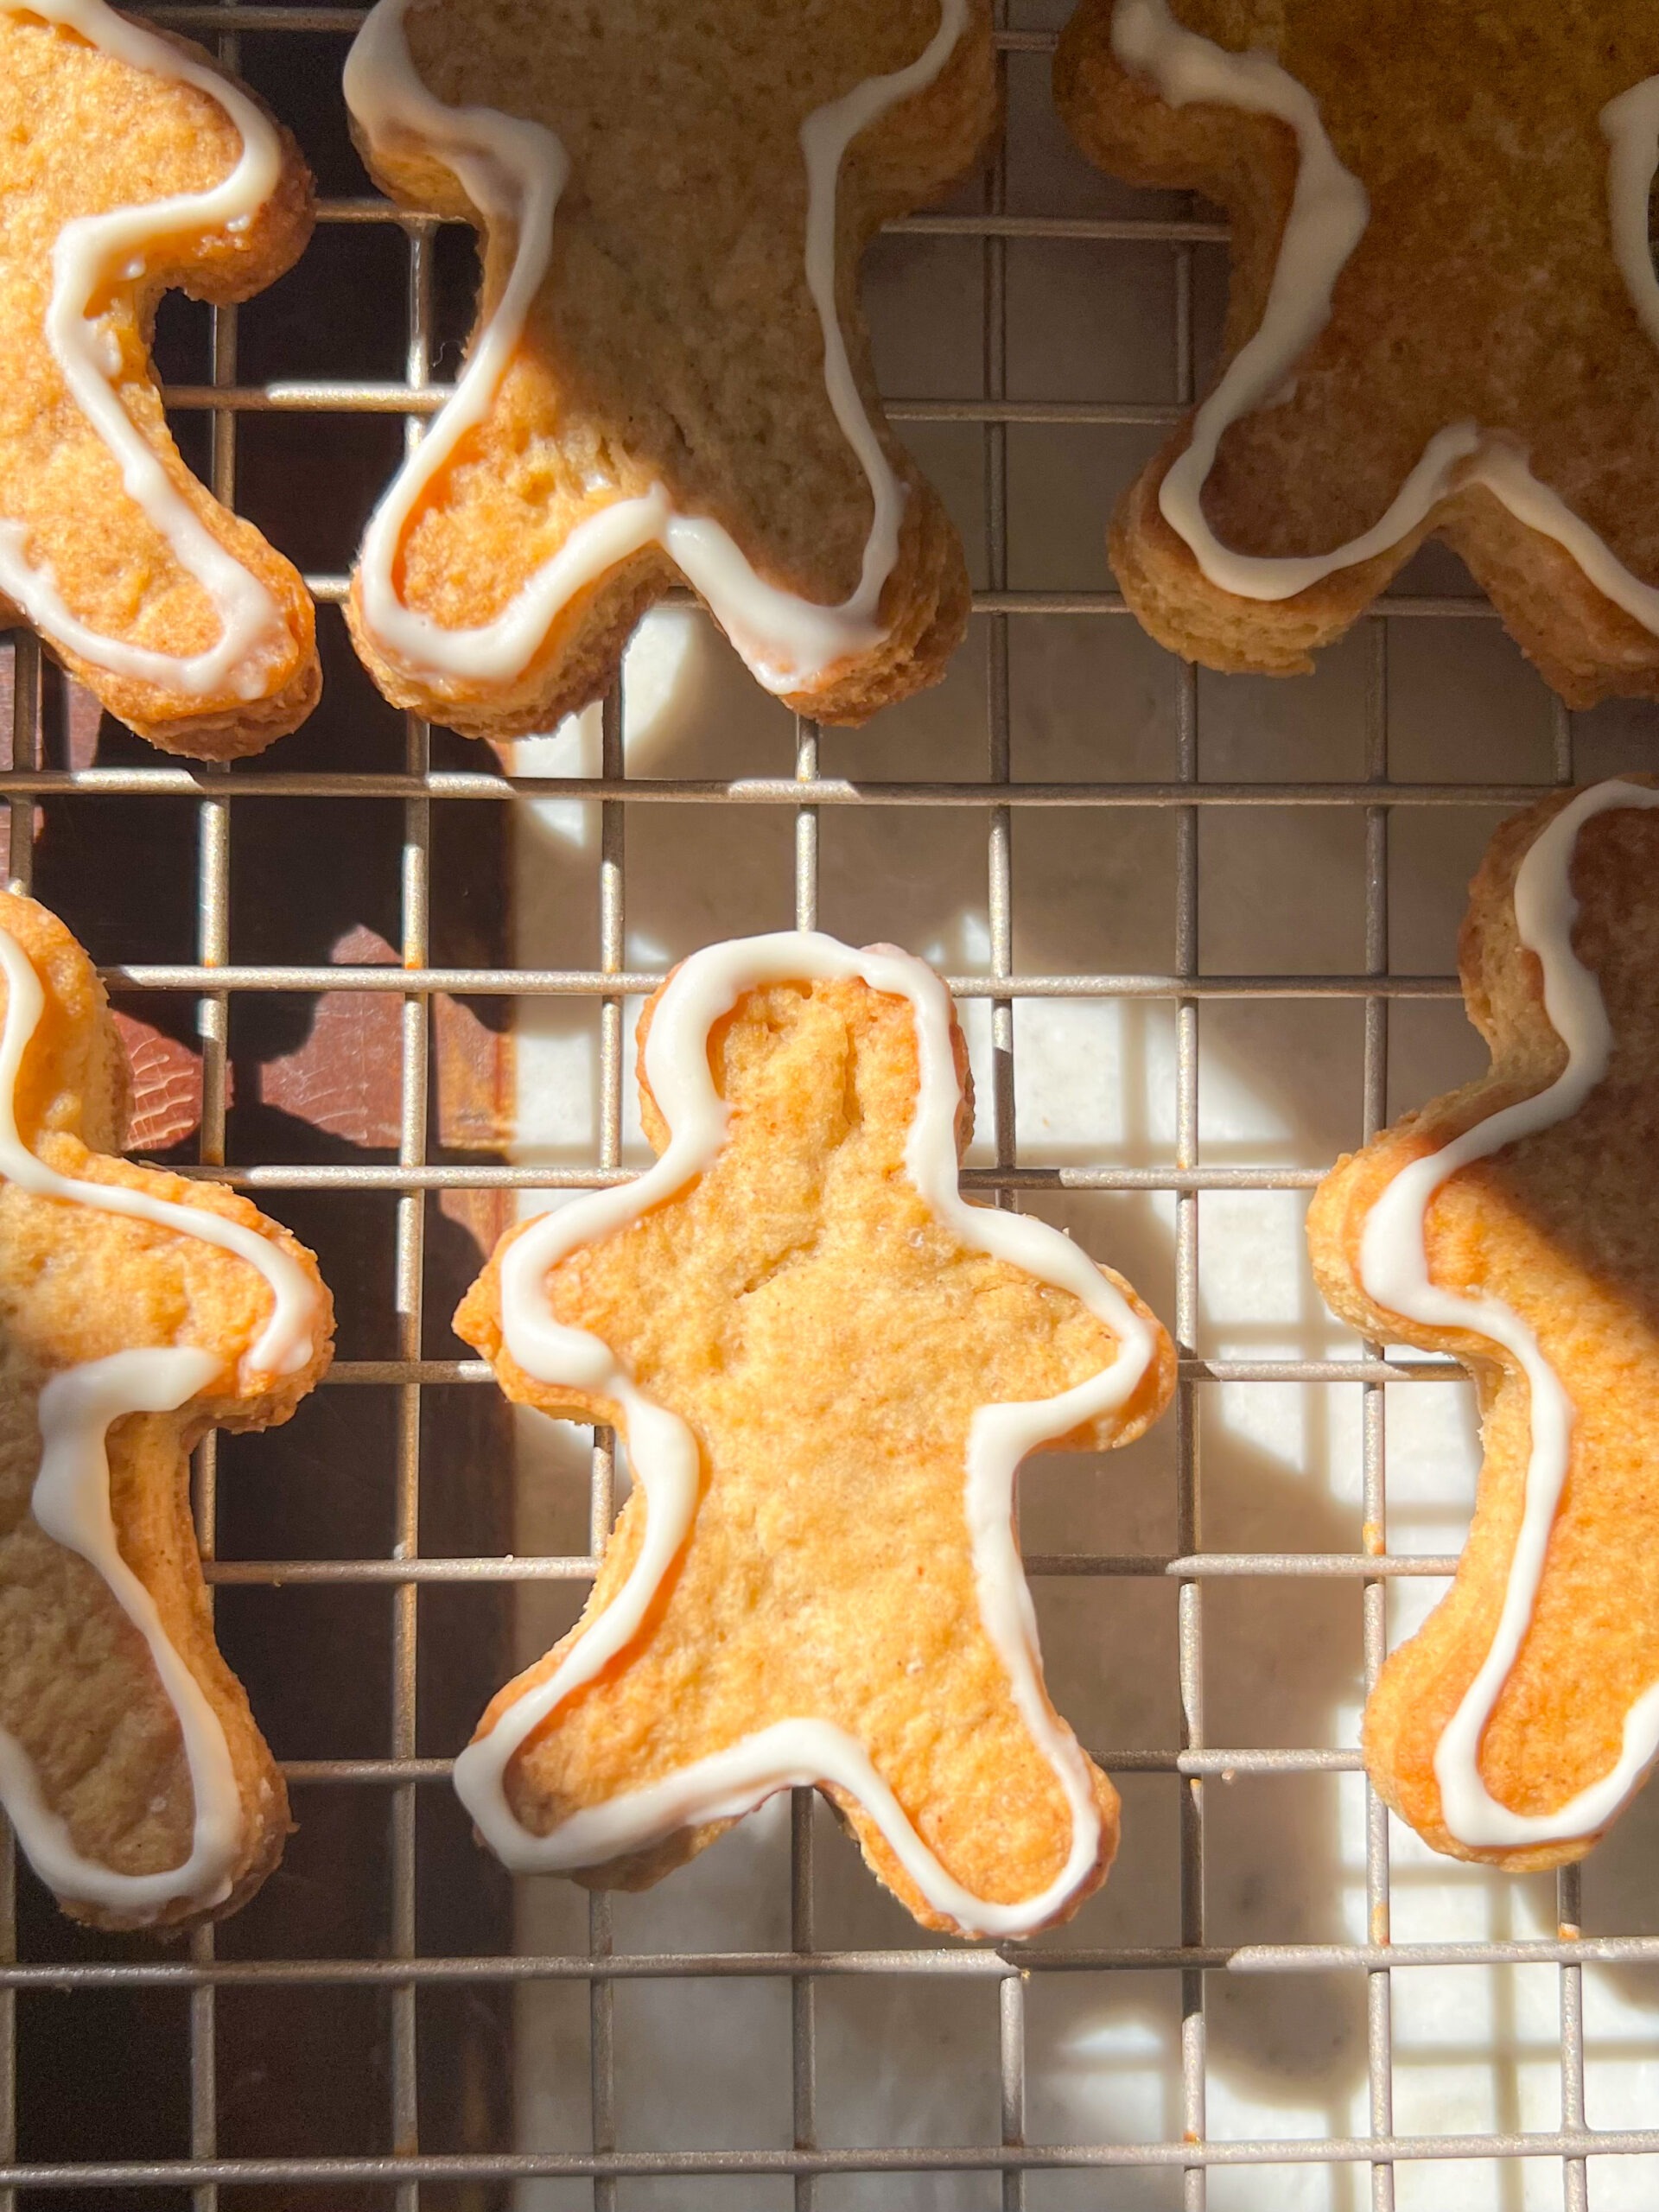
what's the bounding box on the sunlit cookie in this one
[1311,779,1659,1867]
[341,0,995,741]
[0,2,319,756]
[0,892,333,1929]
[453,935,1174,1937]
[1055,2,1659,707]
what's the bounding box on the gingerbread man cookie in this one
[1312,779,1659,1866]
[0,1,318,756]
[1055,2,1659,707]
[341,0,994,742]
[0,892,332,1928]
[453,936,1173,1936]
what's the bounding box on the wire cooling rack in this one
[1,2,1655,2204]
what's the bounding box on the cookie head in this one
[342,0,995,739]
[0,892,334,1928]
[454,935,1174,1937]
[1055,1,1659,706]
[1311,779,1659,1866]
[0,1,319,756]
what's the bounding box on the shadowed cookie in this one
[0,892,333,1929]
[0,4,318,756]
[1310,779,1659,1868]
[1055,2,1659,707]
[454,944,1174,1936]
[342,0,995,741]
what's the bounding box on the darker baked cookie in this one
[1055,2,1659,706]
[343,0,995,739]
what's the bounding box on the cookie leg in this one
[781,460,971,725]
[1363,1604,1607,1878]
[1439,487,1659,710]
[491,1654,1120,1938]
[0,1512,199,1885]
[0,1357,285,1929]
[346,511,675,747]
[824,1727,1121,1938]
[1359,1359,1659,1876]
[1109,440,1429,679]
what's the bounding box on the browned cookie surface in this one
[1056,2,1659,704]
[346,0,995,737]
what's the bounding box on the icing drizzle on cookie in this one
[1360,779,1659,1847]
[0,0,289,700]
[342,0,966,697]
[1111,0,1659,639]
[454,932,1155,1937]
[0,921,315,1915]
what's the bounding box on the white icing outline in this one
[342,0,967,696]
[1359,779,1659,1848]
[454,932,1158,1937]
[0,0,291,699]
[0,921,315,1915]
[1112,0,1659,639]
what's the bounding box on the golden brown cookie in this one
[1054,2,1659,707]
[453,935,1173,1937]
[0,890,333,1929]
[341,0,995,741]
[1310,778,1659,1867]
[0,1,318,757]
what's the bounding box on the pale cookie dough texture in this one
[1055,1,1659,707]
[1311,779,1659,1869]
[0,892,333,1929]
[342,0,996,741]
[454,939,1175,1938]
[0,3,319,756]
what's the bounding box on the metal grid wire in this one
[0,1,1644,2200]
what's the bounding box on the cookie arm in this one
[1074,1260,1177,1448]
[842,0,997,226]
[1055,0,1299,295]
[952,1250,1176,1456]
